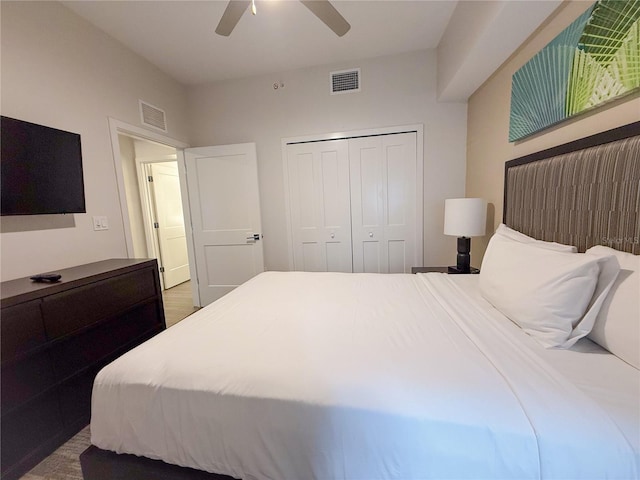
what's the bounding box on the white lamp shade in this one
[444,198,487,237]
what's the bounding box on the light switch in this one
[93,216,109,231]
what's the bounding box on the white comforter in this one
[91,272,639,479]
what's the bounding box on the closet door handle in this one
[369,232,374,238]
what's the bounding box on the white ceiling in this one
[62,0,560,97]
[63,0,456,86]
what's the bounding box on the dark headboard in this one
[504,122,640,254]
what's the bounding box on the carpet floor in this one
[20,426,90,480]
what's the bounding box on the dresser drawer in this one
[50,301,162,382]
[1,349,56,412]
[58,364,103,431]
[42,268,157,339]
[1,300,46,363]
[1,390,63,477]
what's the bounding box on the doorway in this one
[117,134,190,287]
[109,119,265,311]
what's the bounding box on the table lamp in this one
[444,198,487,274]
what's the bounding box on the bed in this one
[80,122,640,480]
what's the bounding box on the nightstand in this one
[411,266,480,274]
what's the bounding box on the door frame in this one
[108,118,200,305]
[281,124,424,271]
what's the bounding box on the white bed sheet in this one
[90,272,639,480]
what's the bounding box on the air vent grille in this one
[139,100,167,132]
[330,68,360,94]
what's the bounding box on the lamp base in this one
[454,236,472,273]
[447,265,480,274]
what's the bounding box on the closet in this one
[285,131,421,273]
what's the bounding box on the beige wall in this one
[0,2,190,280]
[188,50,469,271]
[466,1,640,264]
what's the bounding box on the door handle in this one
[246,233,261,242]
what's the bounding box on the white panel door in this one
[149,162,190,288]
[286,140,352,272]
[184,143,264,306]
[349,133,418,273]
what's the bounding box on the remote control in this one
[30,273,62,283]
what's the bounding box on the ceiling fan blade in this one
[215,0,251,36]
[300,0,351,37]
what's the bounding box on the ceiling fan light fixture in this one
[215,0,350,37]
[300,0,350,37]
[215,0,251,36]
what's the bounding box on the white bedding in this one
[90,272,640,480]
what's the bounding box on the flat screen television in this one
[1,116,86,215]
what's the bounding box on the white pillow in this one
[480,234,619,348]
[496,224,578,252]
[586,245,639,369]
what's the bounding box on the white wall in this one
[437,1,503,100]
[118,135,148,258]
[466,0,640,264]
[1,5,469,278]
[0,1,190,280]
[133,139,178,159]
[437,0,562,102]
[188,50,468,271]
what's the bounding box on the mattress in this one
[90,272,639,479]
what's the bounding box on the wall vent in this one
[330,68,360,95]
[139,100,167,132]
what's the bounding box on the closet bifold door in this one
[286,139,353,272]
[349,132,417,273]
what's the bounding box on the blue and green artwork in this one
[509,0,640,142]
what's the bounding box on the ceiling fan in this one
[215,0,351,37]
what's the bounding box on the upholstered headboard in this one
[504,122,640,254]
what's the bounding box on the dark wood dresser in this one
[1,258,166,480]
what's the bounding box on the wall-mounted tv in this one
[1,116,86,216]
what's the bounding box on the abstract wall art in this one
[509,0,640,142]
